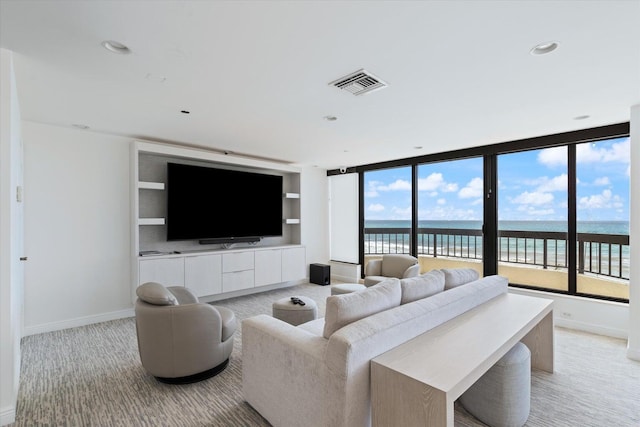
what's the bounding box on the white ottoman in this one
[330,283,366,295]
[460,341,531,427]
[272,296,318,326]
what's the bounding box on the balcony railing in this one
[364,227,629,280]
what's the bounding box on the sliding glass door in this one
[417,157,483,275]
[576,137,630,299]
[363,167,413,272]
[497,148,569,291]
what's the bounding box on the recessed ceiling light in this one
[530,41,559,55]
[71,124,90,130]
[101,40,131,54]
[573,115,590,120]
[324,115,338,121]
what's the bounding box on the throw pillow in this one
[136,282,178,306]
[323,278,401,338]
[442,268,480,290]
[400,269,445,304]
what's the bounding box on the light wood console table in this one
[371,293,554,427]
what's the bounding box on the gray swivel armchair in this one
[134,282,237,384]
[364,254,420,287]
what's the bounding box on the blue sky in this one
[364,137,630,222]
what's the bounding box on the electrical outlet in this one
[561,311,572,318]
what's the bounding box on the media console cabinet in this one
[137,245,306,299]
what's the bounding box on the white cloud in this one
[576,138,630,164]
[538,147,566,167]
[538,138,630,168]
[578,189,623,209]
[418,172,458,193]
[512,191,554,205]
[368,203,385,212]
[593,176,610,186]
[534,174,567,192]
[437,198,446,205]
[378,179,411,191]
[459,177,483,199]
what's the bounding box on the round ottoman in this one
[459,341,531,427]
[331,283,366,295]
[272,296,318,326]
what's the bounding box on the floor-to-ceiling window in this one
[575,137,630,300]
[363,166,413,271]
[417,157,483,275]
[497,148,569,291]
[351,123,629,302]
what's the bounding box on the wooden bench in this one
[371,293,554,427]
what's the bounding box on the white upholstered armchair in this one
[364,254,420,286]
[134,282,237,384]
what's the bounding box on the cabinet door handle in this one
[20,257,28,261]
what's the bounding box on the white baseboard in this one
[23,308,134,337]
[0,405,15,426]
[554,317,627,339]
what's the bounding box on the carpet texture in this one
[11,282,640,426]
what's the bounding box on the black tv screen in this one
[167,163,283,241]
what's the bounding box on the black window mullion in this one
[568,144,577,294]
[483,154,498,276]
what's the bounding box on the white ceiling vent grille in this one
[329,69,388,96]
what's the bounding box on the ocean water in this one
[365,220,629,235]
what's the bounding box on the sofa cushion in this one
[136,282,178,306]
[400,269,445,304]
[443,268,480,290]
[323,278,401,338]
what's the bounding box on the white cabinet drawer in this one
[222,270,254,292]
[222,251,254,273]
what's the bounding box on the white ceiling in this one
[1,0,639,170]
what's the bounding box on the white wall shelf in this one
[139,181,165,190]
[139,218,165,225]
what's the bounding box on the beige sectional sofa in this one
[242,269,508,427]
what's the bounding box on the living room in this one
[1,1,639,426]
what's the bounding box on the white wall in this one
[0,48,23,426]
[628,104,640,360]
[23,122,133,334]
[300,166,330,269]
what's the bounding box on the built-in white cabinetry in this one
[255,249,283,286]
[139,257,185,286]
[132,140,306,300]
[185,254,222,297]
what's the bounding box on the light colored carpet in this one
[11,282,640,426]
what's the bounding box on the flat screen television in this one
[166,162,283,242]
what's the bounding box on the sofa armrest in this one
[365,259,382,276]
[242,315,329,427]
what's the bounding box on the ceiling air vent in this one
[329,69,388,96]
